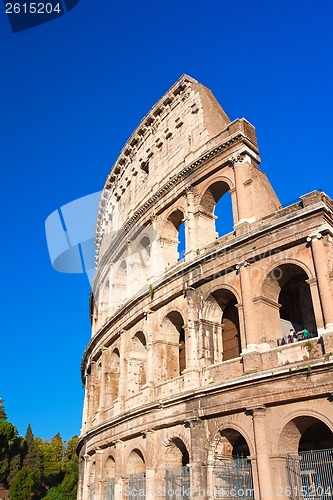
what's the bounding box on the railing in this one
[106,477,115,500]
[165,466,190,499]
[212,457,254,498]
[129,473,146,500]
[286,449,333,500]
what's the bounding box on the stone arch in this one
[161,311,186,379]
[100,278,110,323]
[92,357,102,415]
[162,208,186,266]
[278,415,333,454]
[165,437,190,467]
[208,426,254,497]
[127,332,147,395]
[131,234,151,290]
[89,458,96,491]
[197,179,234,245]
[111,259,127,307]
[126,448,146,476]
[260,260,314,301]
[105,347,120,406]
[210,424,254,460]
[202,288,241,363]
[260,262,317,342]
[105,454,116,476]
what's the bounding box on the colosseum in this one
[77,75,333,500]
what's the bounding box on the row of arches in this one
[87,262,319,419]
[85,415,333,499]
[94,181,234,326]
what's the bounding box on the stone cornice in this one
[77,359,332,454]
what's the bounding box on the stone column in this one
[235,303,246,354]
[238,265,257,348]
[181,289,201,387]
[270,454,289,500]
[306,277,325,330]
[98,348,108,420]
[230,154,253,225]
[95,448,104,498]
[116,332,127,413]
[77,454,86,500]
[89,361,97,422]
[81,374,90,433]
[145,431,156,500]
[81,454,91,500]
[144,311,156,392]
[189,419,206,499]
[115,440,125,500]
[310,237,333,332]
[184,187,198,261]
[248,406,274,500]
[149,216,165,280]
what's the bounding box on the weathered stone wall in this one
[78,76,333,500]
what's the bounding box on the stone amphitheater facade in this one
[77,75,333,500]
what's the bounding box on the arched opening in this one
[112,259,127,307]
[203,289,241,363]
[162,209,186,267]
[299,421,333,451]
[178,220,186,261]
[198,181,233,247]
[161,312,186,380]
[262,264,317,343]
[105,456,115,499]
[127,449,146,499]
[92,359,101,415]
[165,438,190,499]
[212,429,253,497]
[100,279,110,323]
[89,459,96,498]
[279,273,316,335]
[215,429,251,459]
[133,236,151,288]
[215,191,234,237]
[127,332,147,395]
[105,348,120,407]
[281,417,333,495]
[280,416,333,454]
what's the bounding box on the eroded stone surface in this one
[78,76,333,500]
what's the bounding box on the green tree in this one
[10,424,44,499]
[0,417,20,488]
[41,433,64,488]
[42,437,79,500]
[9,466,39,500]
[0,399,7,421]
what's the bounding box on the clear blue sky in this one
[1,0,332,441]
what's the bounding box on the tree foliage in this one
[0,404,79,500]
[0,405,22,490]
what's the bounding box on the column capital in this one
[246,404,267,417]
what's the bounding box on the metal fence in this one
[286,449,333,500]
[212,457,254,498]
[129,472,146,499]
[165,466,190,499]
[106,477,115,500]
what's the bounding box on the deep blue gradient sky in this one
[1,0,333,441]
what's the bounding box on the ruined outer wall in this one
[77,76,333,500]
